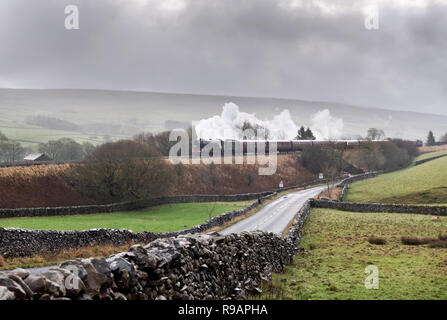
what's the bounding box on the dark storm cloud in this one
[0,0,446,114]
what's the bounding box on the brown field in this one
[0,164,96,209]
[167,154,315,196]
[419,145,447,153]
[0,155,315,209]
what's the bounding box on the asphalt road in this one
[220,185,328,235]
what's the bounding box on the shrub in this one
[368,236,387,245]
[401,236,434,246]
[427,240,447,248]
[65,140,174,202]
[346,140,417,172]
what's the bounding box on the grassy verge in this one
[253,208,447,300]
[0,242,135,271]
[0,201,252,233]
[345,156,447,205]
[413,150,447,163]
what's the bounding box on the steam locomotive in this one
[197,138,384,155]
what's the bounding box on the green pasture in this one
[0,201,252,233]
[255,208,447,300]
[346,156,447,205]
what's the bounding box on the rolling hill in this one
[0,88,446,145]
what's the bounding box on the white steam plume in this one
[195,102,298,140]
[310,109,344,140]
[194,102,344,140]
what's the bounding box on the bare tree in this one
[321,162,338,197]
[321,145,344,197]
[300,144,344,197]
[236,120,271,140]
[135,127,195,156]
[65,140,173,202]
[38,138,84,161]
[0,140,25,162]
[366,128,385,141]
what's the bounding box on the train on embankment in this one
[197,138,387,155]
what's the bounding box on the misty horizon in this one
[1,86,446,118]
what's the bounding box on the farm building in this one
[23,153,52,162]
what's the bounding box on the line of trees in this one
[299,138,420,196]
[344,139,419,172]
[38,138,94,161]
[0,131,96,163]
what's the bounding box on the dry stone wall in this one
[0,176,336,219]
[311,199,447,216]
[0,192,273,219]
[0,194,276,258]
[414,154,447,166]
[0,176,335,258]
[0,200,312,300]
[0,175,350,259]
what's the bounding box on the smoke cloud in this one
[194,103,344,140]
[310,109,344,140]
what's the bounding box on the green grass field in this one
[345,156,447,205]
[414,150,447,163]
[0,201,252,233]
[0,120,123,147]
[255,208,447,300]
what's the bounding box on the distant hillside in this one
[0,88,445,145]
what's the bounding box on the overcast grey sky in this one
[0,0,446,115]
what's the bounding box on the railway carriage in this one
[197,138,381,155]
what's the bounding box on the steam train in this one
[196,138,384,155]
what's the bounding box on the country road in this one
[220,184,328,235]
